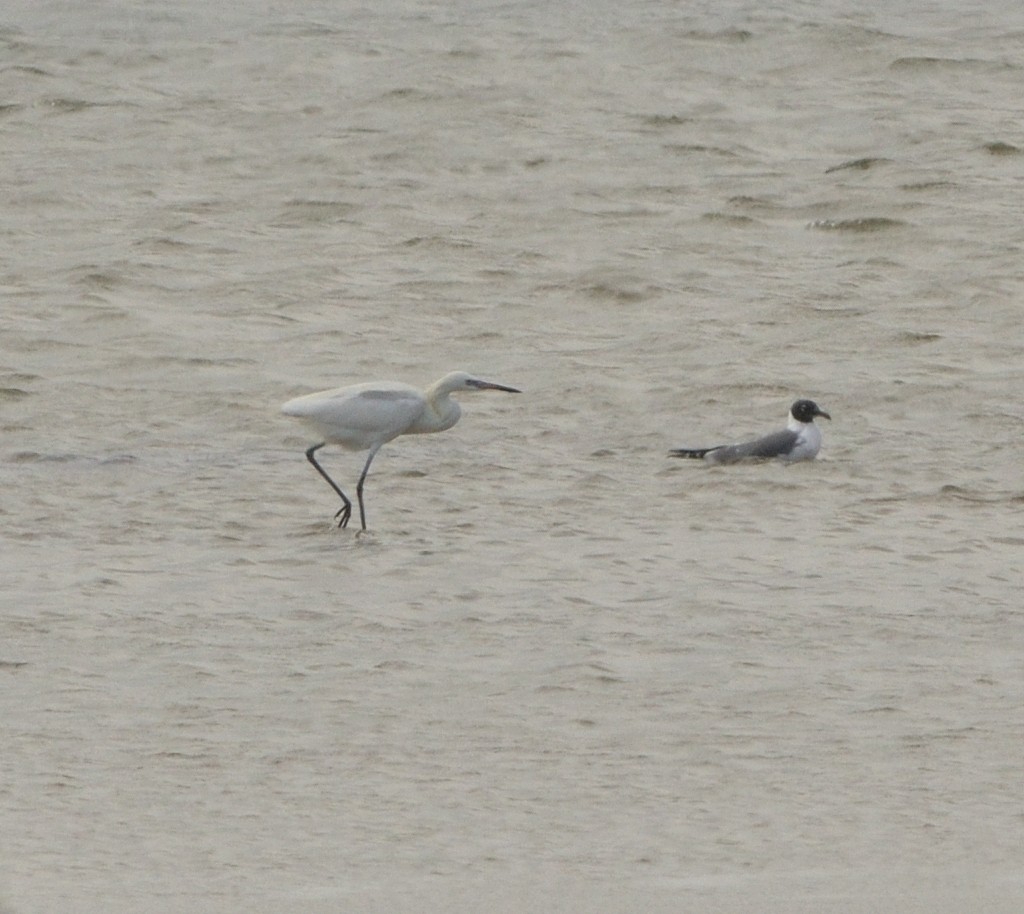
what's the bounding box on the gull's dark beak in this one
[816,407,832,421]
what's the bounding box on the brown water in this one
[2,1,1023,911]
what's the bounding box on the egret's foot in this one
[334,503,352,528]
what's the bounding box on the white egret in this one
[282,370,520,530]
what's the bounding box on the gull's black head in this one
[790,399,831,423]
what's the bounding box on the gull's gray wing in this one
[705,428,799,464]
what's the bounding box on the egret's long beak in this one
[471,379,521,393]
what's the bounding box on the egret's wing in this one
[282,384,426,446]
[339,389,425,430]
[709,429,798,464]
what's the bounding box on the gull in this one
[669,399,831,464]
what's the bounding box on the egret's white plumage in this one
[282,370,520,530]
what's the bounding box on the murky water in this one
[2,1,1022,910]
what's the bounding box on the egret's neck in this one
[413,384,462,434]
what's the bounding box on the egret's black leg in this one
[305,443,352,528]
[354,445,381,532]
